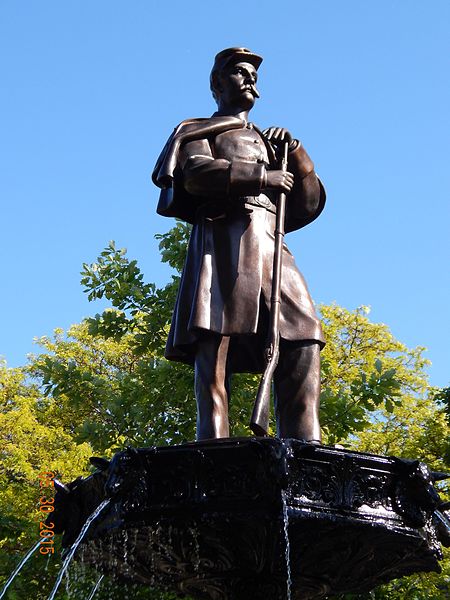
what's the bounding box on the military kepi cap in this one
[212,47,263,73]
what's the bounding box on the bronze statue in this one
[152,48,325,442]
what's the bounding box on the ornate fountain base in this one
[53,438,449,600]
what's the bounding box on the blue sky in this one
[1,0,449,387]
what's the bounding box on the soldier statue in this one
[152,48,325,443]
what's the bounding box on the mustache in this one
[244,85,260,98]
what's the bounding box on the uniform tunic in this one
[153,117,326,373]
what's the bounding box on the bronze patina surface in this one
[153,48,326,442]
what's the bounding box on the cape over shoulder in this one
[152,116,248,223]
[152,116,245,188]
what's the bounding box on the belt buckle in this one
[257,195,271,209]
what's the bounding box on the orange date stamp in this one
[38,471,56,555]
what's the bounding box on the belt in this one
[241,195,276,214]
[197,195,276,221]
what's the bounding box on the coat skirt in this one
[165,203,324,373]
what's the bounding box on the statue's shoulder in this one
[173,118,210,134]
[153,115,245,192]
[168,116,244,143]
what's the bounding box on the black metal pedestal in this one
[52,438,450,600]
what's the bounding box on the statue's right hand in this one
[266,170,294,193]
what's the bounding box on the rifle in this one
[250,140,290,436]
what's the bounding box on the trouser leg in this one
[274,340,322,442]
[194,333,231,440]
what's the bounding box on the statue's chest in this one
[213,128,269,164]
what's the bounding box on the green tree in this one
[0,362,181,599]
[75,225,419,446]
[319,303,429,445]
[31,324,196,452]
[0,360,93,599]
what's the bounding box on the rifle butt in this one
[250,364,276,436]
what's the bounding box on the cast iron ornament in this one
[51,440,450,600]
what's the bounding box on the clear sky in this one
[1,0,449,387]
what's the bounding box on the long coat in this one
[153,116,326,373]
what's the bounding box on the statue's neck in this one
[213,107,250,122]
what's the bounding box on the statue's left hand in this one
[263,127,292,145]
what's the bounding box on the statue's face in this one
[216,61,259,110]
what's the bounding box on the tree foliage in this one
[1,223,448,599]
[0,360,92,599]
[319,303,429,445]
[76,224,428,446]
